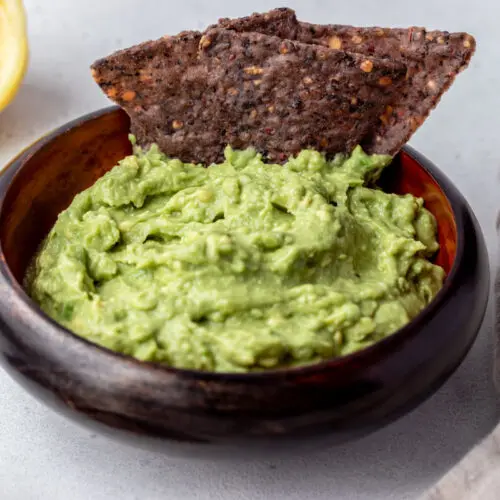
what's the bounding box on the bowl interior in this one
[379,152,457,273]
[0,108,457,287]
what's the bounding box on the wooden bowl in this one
[0,107,489,456]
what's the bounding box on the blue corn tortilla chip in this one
[91,26,407,164]
[218,7,476,155]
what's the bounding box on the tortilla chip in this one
[298,22,475,154]
[92,28,406,164]
[218,8,476,155]
[197,28,407,162]
[92,30,226,164]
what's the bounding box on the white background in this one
[0,1,498,499]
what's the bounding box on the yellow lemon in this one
[0,0,28,112]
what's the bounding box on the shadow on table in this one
[33,303,498,500]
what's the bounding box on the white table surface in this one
[0,1,498,499]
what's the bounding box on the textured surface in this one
[296,21,475,155]
[217,8,476,156]
[421,430,500,499]
[92,24,406,164]
[92,6,475,164]
[0,1,497,500]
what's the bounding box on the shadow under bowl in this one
[0,107,490,457]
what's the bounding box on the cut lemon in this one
[0,0,28,112]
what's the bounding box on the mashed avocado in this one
[27,141,445,372]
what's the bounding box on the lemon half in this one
[0,0,28,112]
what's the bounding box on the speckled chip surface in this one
[297,21,476,154]
[195,28,406,163]
[91,8,475,162]
[91,27,406,164]
[217,8,476,155]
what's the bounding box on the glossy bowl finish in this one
[0,107,489,453]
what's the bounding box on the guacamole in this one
[27,141,445,372]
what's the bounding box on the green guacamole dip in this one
[26,140,445,372]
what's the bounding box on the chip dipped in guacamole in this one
[26,141,445,372]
